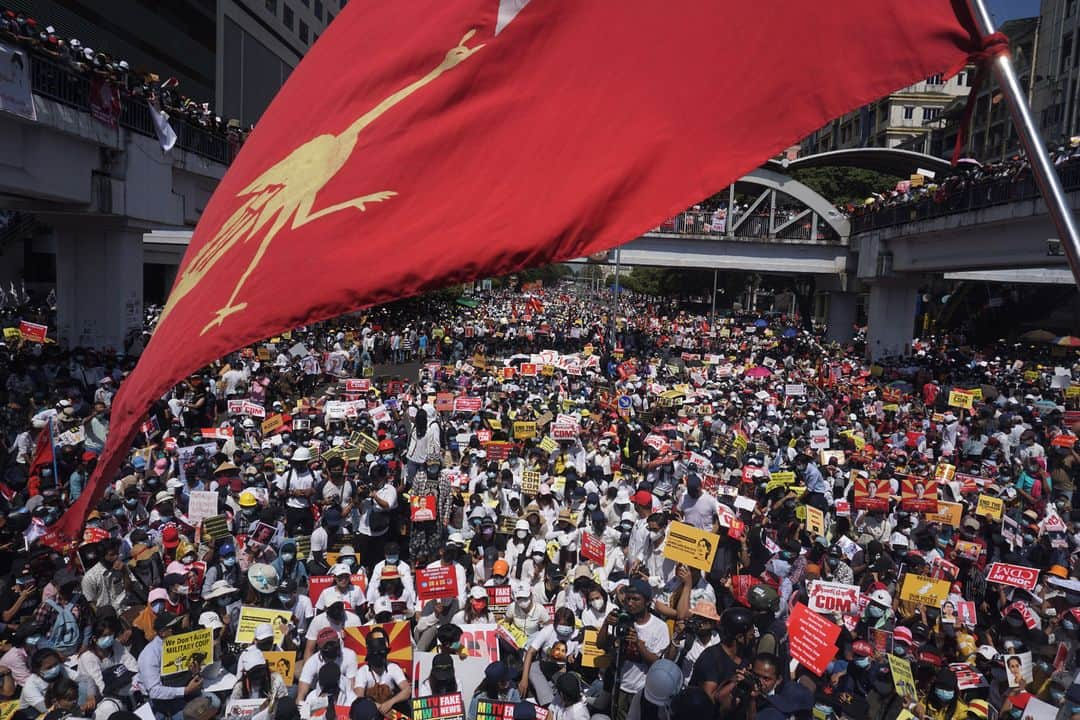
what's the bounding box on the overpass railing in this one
[651,209,840,242]
[850,162,1080,234]
[29,54,234,166]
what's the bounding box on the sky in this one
[986,0,1042,22]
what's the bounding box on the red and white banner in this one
[580,532,605,565]
[416,565,460,603]
[807,581,860,616]
[551,423,578,440]
[453,397,483,413]
[18,320,47,343]
[227,400,266,418]
[985,562,1039,591]
[200,427,234,440]
[344,378,371,393]
[787,602,840,676]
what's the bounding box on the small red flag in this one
[60,1,982,538]
[28,427,53,488]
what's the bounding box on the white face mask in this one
[516,598,531,609]
[591,599,605,612]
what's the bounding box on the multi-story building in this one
[3,0,337,127]
[1032,0,1080,145]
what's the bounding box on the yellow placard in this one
[257,347,271,361]
[521,470,541,495]
[888,654,917,699]
[924,501,962,526]
[161,627,214,676]
[2,328,20,341]
[967,387,983,400]
[261,414,284,434]
[1068,385,1080,399]
[1023,370,1039,382]
[539,437,558,454]
[975,494,1004,520]
[839,430,866,450]
[513,421,537,440]
[899,573,951,607]
[541,365,555,376]
[263,651,297,685]
[488,419,503,431]
[0,700,19,720]
[948,390,974,409]
[235,606,293,644]
[805,506,826,537]
[581,628,608,669]
[662,521,720,572]
[770,471,795,485]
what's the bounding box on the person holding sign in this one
[228,646,289,707]
[134,613,204,720]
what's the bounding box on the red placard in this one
[484,441,512,461]
[453,397,482,413]
[787,602,841,676]
[853,476,889,511]
[519,363,538,377]
[476,429,492,444]
[410,495,437,522]
[1052,434,1077,448]
[486,585,513,612]
[344,378,371,393]
[18,320,48,343]
[502,367,515,380]
[200,427,235,440]
[580,532,606,565]
[435,393,455,413]
[416,565,459,603]
[985,562,1039,591]
[899,475,938,513]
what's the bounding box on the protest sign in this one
[236,607,293,644]
[411,694,465,720]
[513,421,537,440]
[787,602,840,676]
[975,494,1004,520]
[410,494,437,522]
[580,628,607,669]
[805,506,826,536]
[948,390,974,409]
[343,621,413,679]
[899,475,938,513]
[263,651,296,685]
[486,585,513,616]
[662,521,720,572]
[580,532,606,565]
[853,476,889,511]
[453,397,483,413]
[956,600,977,626]
[261,414,285,434]
[888,654,916,698]
[18,321,47,343]
[161,627,214,676]
[807,581,860,616]
[899,573,951,607]
[521,470,541,495]
[1004,652,1033,688]
[186,491,219,528]
[925,501,962,527]
[985,562,1040,591]
[416,566,460,602]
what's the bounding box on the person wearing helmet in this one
[689,605,755,705]
[200,541,240,600]
[862,588,894,631]
[230,490,260,537]
[273,445,318,534]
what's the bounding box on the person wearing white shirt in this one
[297,630,358,704]
[520,608,582,705]
[367,551,413,606]
[316,566,367,612]
[596,579,670,717]
[303,603,362,662]
[353,647,410,716]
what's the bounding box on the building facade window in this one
[314,0,323,20]
[283,4,294,29]
[266,0,277,14]
[923,107,941,121]
[903,106,915,120]
[927,73,943,85]
[299,20,309,43]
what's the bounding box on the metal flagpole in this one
[966,0,1080,286]
[710,269,718,327]
[609,248,621,347]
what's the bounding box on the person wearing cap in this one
[627,490,655,562]
[354,636,410,716]
[677,474,718,531]
[665,600,721,687]
[466,660,521,720]
[297,626,357,704]
[230,644,289,707]
[367,563,416,622]
[597,578,670,719]
[92,664,137,720]
[309,506,344,573]
[273,445,318,535]
[316,563,367,612]
[274,578,315,643]
[135,612,203,719]
[271,539,310,590]
[199,541,240,600]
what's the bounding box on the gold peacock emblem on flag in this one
[156,30,486,335]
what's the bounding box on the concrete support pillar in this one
[825,292,857,344]
[866,279,920,361]
[55,224,143,351]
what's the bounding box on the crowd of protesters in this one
[0,5,250,147]
[0,281,1079,720]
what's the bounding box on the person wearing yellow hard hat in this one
[230,489,260,537]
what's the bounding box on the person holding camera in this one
[665,601,721,687]
[689,606,756,709]
[596,579,670,720]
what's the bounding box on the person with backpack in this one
[34,578,84,660]
[273,447,318,535]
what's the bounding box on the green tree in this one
[790,166,901,207]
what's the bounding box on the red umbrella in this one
[744,366,772,378]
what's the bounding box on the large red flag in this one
[57,1,982,537]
